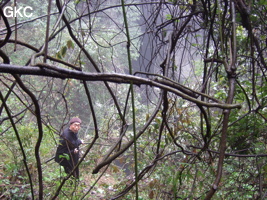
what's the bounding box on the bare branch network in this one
[1,0,267,199]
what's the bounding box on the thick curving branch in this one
[0,63,242,110]
[12,74,44,200]
[205,2,238,199]
[0,7,11,48]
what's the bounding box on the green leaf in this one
[59,153,70,161]
[60,46,67,57]
[259,0,267,5]
[55,52,62,60]
[67,40,74,49]
[166,14,172,20]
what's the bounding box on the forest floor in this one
[82,173,118,199]
[0,162,131,200]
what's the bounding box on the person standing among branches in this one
[55,117,83,179]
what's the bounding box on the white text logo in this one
[3,6,33,18]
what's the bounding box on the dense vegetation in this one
[0,0,267,199]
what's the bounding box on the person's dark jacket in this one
[55,127,82,177]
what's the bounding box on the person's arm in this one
[77,139,84,146]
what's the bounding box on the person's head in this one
[69,117,82,133]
